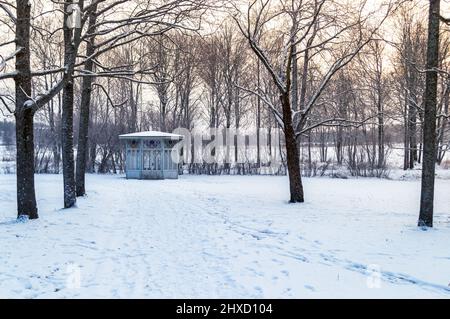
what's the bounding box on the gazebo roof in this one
[119,131,184,140]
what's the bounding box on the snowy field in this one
[0,174,450,298]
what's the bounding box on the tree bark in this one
[419,0,440,228]
[403,91,410,170]
[76,4,98,197]
[62,82,76,208]
[61,2,80,208]
[14,0,38,220]
[48,98,60,174]
[281,92,304,203]
[408,94,418,169]
[377,95,384,168]
[255,60,261,168]
[291,43,299,112]
[375,49,385,168]
[88,141,97,172]
[437,78,449,164]
[75,73,93,196]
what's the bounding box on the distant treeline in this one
[0,120,15,145]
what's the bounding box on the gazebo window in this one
[127,139,140,171]
[163,140,179,171]
[127,150,140,170]
[143,150,162,171]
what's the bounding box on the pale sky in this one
[1,0,450,121]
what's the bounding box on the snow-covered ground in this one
[1,174,450,298]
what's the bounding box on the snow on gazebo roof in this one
[119,131,184,140]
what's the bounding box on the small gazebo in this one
[119,131,184,180]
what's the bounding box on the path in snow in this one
[0,174,450,298]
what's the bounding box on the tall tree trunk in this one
[298,43,311,167]
[437,78,449,164]
[48,99,60,174]
[225,117,231,173]
[307,133,312,176]
[376,64,385,168]
[76,4,98,197]
[14,0,38,220]
[235,106,241,174]
[291,43,299,112]
[160,100,167,132]
[88,141,97,172]
[256,60,261,168]
[377,98,384,168]
[45,66,60,174]
[281,92,304,203]
[408,96,418,169]
[419,0,440,228]
[224,78,232,172]
[336,127,343,165]
[405,26,419,170]
[75,72,93,196]
[403,90,410,170]
[61,2,78,208]
[62,83,76,208]
[129,82,138,132]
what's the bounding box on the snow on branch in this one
[27,76,66,112]
[0,71,18,80]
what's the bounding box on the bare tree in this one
[14,0,37,219]
[419,0,442,228]
[75,1,98,197]
[234,0,396,202]
[61,0,85,208]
